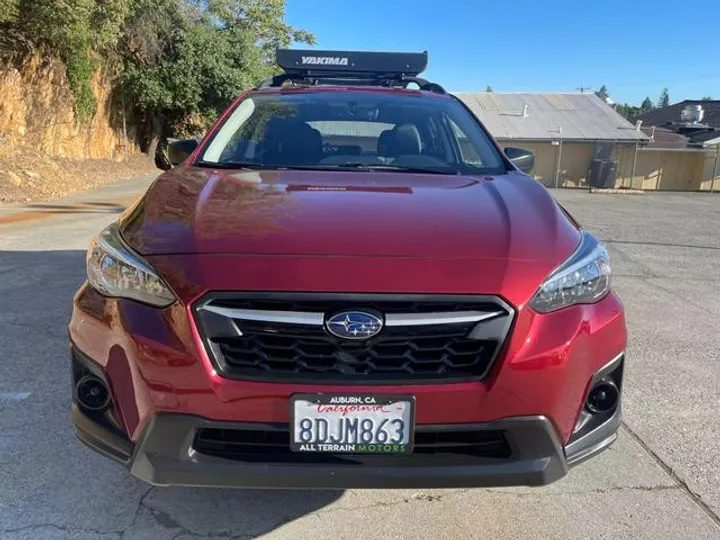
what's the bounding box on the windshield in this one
[199,91,506,175]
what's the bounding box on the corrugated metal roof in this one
[453,93,648,142]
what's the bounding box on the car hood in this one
[120,167,580,264]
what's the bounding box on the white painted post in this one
[554,126,564,188]
[711,144,719,193]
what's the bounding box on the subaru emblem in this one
[325,311,383,340]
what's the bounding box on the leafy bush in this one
[0,0,19,24]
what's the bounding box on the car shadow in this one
[0,249,343,537]
[137,486,343,536]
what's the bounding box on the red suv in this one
[69,50,626,488]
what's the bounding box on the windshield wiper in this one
[195,161,460,175]
[331,163,460,175]
[195,160,278,170]
[196,161,343,172]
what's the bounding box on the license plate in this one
[290,394,415,454]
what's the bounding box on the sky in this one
[285,0,720,105]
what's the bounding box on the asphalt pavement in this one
[0,178,719,539]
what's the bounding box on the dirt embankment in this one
[0,150,157,204]
[0,53,156,204]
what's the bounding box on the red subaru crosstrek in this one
[69,50,626,488]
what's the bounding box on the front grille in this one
[194,294,514,383]
[193,425,512,465]
[215,326,491,376]
[206,298,501,314]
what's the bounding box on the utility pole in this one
[551,126,564,188]
[576,86,592,94]
[712,143,719,193]
[631,142,639,190]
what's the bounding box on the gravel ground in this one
[0,181,718,539]
[553,189,720,519]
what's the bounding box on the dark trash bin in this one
[588,159,618,188]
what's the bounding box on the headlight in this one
[86,223,176,307]
[530,232,611,313]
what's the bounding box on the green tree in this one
[485,85,493,92]
[701,96,713,100]
[658,88,670,108]
[2,0,314,145]
[120,0,315,158]
[640,97,653,111]
[616,103,643,123]
[595,85,609,101]
[0,0,19,24]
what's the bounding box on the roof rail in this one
[257,49,446,94]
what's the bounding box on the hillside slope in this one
[0,53,155,204]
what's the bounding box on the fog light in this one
[585,379,619,414]
[75,375,111,411]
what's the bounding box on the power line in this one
[576,86,593,93]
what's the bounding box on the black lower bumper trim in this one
[565,353,624,466]
[126,414,568,489]
[72,404,134,464]
[134,456,564,489]
[565,405,621,466]
[72,409,619,489]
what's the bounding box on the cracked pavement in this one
[1,179,719,539]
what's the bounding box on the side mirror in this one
[504,147,535,174]
[167,139,200,167]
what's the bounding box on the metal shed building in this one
[453,92,649,188]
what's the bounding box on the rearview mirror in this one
[504,147,535,174]
[167,139,200,167]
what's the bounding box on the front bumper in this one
[72,402,619,489]
[69,282,626,488]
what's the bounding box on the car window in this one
[200,91,505,175]
[308,121,394,151]
[449,119,484,166]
